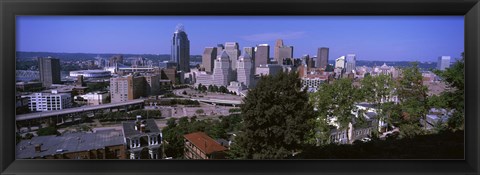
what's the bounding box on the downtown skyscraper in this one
[345,54,356,74]
[237,52,254,88]
[224,42,241,72]
[171,24,190,72]
[274,39,293,65]
[317,47,329,69]
[254,44,270,69]
[202,47,217,73]
[38,57,61,87]
[213,51,232,87]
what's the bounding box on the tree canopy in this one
[431,53,465,130]
[229,71,316,159]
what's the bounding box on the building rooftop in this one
[16,129,124,159]
[184,132,227,155]
[122,119,161,138]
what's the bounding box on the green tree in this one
[197,83,203,92]
[195,109,205,115]
[310,78,359,144]
[360,74,395,105]
[208,85,214,92]
[16,133,22,144]
[166,118,177,128]
[393,62,429,138]
[213,85,219,92]
[24,133,34,140]
[37,126,60,136]
[431,53,464,130]
[230,71,316,159]
[219,86,228,93]
[360,73,395,133]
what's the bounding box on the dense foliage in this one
[162,114,242,158]
[296,130,463,159]
[229,71,316,159]
[392,62,429,137]
[37,126,60,136]
[86,82,109,92]
[96,110,163,122]
[148,99,200,106]
[430,53,465,130]
[310,78,359,144]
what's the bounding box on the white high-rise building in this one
[237,52,254,88]
[213,51,232,87]
[345,54,356,73]
[22,91,72,112]
[335,56,346,69]
[437,56,451,71]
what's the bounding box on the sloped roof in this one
[16,129,124,159]
[184,132,227,155]
[122,119,161,138]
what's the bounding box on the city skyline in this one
[16,16,464,62]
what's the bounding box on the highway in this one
[16,99,145,121]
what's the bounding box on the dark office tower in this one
[274,39,294,65]
[254,44,270,69]
[278,46,294,65]
[317,47,329,69]
[38,57,61,87]
[171,24,190,72]
[274,39,284,63]
[202,47,217,74]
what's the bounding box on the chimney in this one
[34,144,42,153]
[135,116,142,131]
[140,124,146,133]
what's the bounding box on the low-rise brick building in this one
[183,132,227,159]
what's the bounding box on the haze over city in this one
[16,16,463,61]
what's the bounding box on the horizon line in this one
[16,50,459,62]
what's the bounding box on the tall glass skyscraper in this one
[171,24,190,72]
[345,54,356,73]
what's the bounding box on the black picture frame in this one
[1,0,479,174]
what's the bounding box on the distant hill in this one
[328,60,440,71]
[16,51,203,62]
[17,51,451,71]
[17,51,167,61]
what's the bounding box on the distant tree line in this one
[195,83,236,95]
[96,110,163,122]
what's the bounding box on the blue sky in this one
[16,16,464,62]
